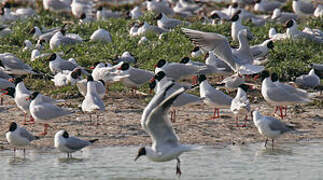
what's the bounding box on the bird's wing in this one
[238,64,264,75]
[57,61,77,71]
[65,136,90,150]
[1,55,32,70]
[19,127,37,141]
[129,68,154,85]
[31,103,71,120]
[266,84,309,103]
[267,116,291,133]
[299,1,315,14]
[146,87,185,151]
[182,28,237,71]
[165,63,203,79]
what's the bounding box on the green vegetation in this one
[1,6,322,97]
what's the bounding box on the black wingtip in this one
[89,139,99,143]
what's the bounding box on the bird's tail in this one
[89,139,99,144]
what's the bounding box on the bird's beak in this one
[8,78,14,83]
[134,155,140,161]
[192,75,198,85]
[26,97,31,101]
[253,74,260,80]
[89,66,95,69]
[150,77,155,83]
[117,67,122,70]
[0,90,8,96]
[153,64,157,68]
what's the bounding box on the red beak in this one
[89,66,95,69]
[192,75,198,85]
[253,74,260,81]
[117,67,122,70]
[150,77,155,83]
[26,97,31,101]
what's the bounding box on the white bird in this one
[129,23,139,37]
[145,0,174,15]
[220,73,245,90]
[285,19,323,43]
[156,13,184,30]
[6,122,39,156]
[96,6,122,20]
[191,46,203,58]
[49,30,83,50]
[129,6,143,19]
[51,68,82,87]
[231,84,251,127]
[47,53,77,74]
[113,51,137,64]
[230,10,250,41]
[54,130,98,158]
[250,40,274,59]
[135,81,196,176]
[295,69,320,88]
[292,0,315,17]
[31,49,51,61]
[271,8,298,24]
[81,76,105,125]
[179,56,226,75]
[43,0,71,13]
[254,0,282,13]
[205,51,232,73]
[28,92,72,136]
[29,26,62,41]
[138,36,149,45]
[90,28,112,43]
[314,4,323,17]
[90,62,121,81]
[77,75,106,99]
[196,74,233,119]
[261,70,311,119]
[136,22,168,36]
[71,0,93,18]
[252,111,294,148]
[182,28,265,75]
[269,27,288,41]
[0,25,11,37]
[0,53,38,75]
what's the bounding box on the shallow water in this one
[1,141,323,180]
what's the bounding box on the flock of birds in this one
[0,0,322,177]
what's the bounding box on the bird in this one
[230,84,251,127]
[81,76,105,126]
[250,40,274,59]
[135,81,196,176]
[196,74,233,119]
[28,92,72,136]
[156,13,184,30]
[191,46,203,58]
[54,130,98,158]
[292,0,315,18]
[252,111,294,148]
[129,6,143,19]
[314,4,323,17]
[295,69,320,88]
[285,19,323,43]
[269,27,288,41]
[90,28,112,43]
[261,70,311,119]
[254,0,282,13]
[96,6,122,20]
[77,75,106,99]
[47,53,77,74]
[271,8,298,24]
[182,28,264,75]
[220,73,245,90]
[71,0,93,18]
[43,0,71,13]
[179,56,226,76]
[113,52,137,64]
[230,10,250,42]
[29,25,63,41]
[49,30,83,50]
[145,0,174,15]
[51,68,82,87]
[6,122,40,156]
[0,53,39,75]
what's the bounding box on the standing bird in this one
[252,111,294,148]
[81,76,105,126]
[196,74,232,119]
[135,81,197,176]
[77,76,106,99]
[13,78,33,125]
[230,84,251,127]
[230,10,250,42]
[6,122,39,156]
[28,92,72,136]
[54,130,98,158]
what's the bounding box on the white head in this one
[272,8,281,19]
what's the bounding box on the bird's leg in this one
[23,113,27,125]
[13,147,16,157]
[40,124,49,136]
[23,149,26,158]
[284,106,287,117]
[212,108,220,119]
[67,153,69,158]
[170,108,176,123]
[242,114,248,127]
[176,158,182,177]
[96,113,101,126]
[235,115,240,127]
[70,153,72,158]
[274,106,278,114]
[264,138,268,148]
[28,115,35,124]
[192,76,197,85]
[0,97,2,105]
[272,139,274,149]
[217,109,220,118]
[279,106,284,119]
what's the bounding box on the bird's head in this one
[8,122,17,132]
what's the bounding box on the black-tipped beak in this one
[134,155,140,161]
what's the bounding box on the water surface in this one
[1,141,323,179]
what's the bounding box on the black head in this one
[285,20,294,28]
[80,13,86,20]
[0,60,3,68]
[62,130,69,138]
[47,53,57,61]
[192,46,200,52]
[238,84,249,92]
[71,68,82,79]
[8,122,17,132]
[155,13,163,20]
[270,72,279,82]
[197,74,207,83]
[180,57,190,64]
[87,75,94,82]
[38,39,45,45]
[4,87,15,98]
[255,0,261,3]
[120,63,130,71]
[267,41,274,49]
[29,27,36,34]
[210,13,220,19]
[99,79,105,86]
[30,92,39,100]
[260,70,270,80]
[231,14,239,22]
[155,71,166,81]
[97,6,103,11]
[13,77,23,85]
[204,52,210,60]
[134,147,146,161]
[0,7,4,15]
[60,29,66,35]
[155,59,166,68]
[149,79,156,90]
[232,2,238,8]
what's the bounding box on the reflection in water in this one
[0,141,322,179]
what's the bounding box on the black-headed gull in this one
[6,122,39,156]
[230,10,250,41]
[285,19,323,43]
[292,0,315,17]
[230,84,251,127]
[0,53,38,75]
[254,0,282,13]
[135,81,197,176]
[155,13,184,30]
[145,0,174,15]
[250,40,274,59]
[47,53,77,74]
[78,75,106,99]
[54,130,98,158]
[295,69,320,88]
[90,28,112,43]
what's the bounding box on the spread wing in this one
[65,136,90,150]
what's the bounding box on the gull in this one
[310,63,323,78]
[0,25,11,38]
[6,122,39,156]
[81,76,105,125]
[0,69,12,80]
[0,53,38,75]
[285,19,323,43]
[51,68,82,87]
[0,78,15,105]
[261,70,311,119]
[179,56,227,75]
[138,36,149,45]
[156,13,184,30]
[29,25,62,41]
[154,59,207,81]
[252,111,294,148]
[295,69,320,88]
[129,23,139,37]
[47,53,77,74]
[55,130,98,158]
[31,49,51,61]
[254,0,282,13]
[271,8,298,24]
[129,6,143,19]
[205,51,232,73]
[209,10,230,25]
[71,0,93,18]
[314,5,323,17]
[173,0,200,16]
[191,46,203,58]
[182,28,264,75]
[113,51,137,64]
[292,0,315,17]
[79,13,95,24]
[28,92,72,136]
[150,71,201,122]
[116,62,154,90]
[145,0,174,15]
[43,0,71,13]
[135,81,196,176]
[250,39,274,59]
[77,75,106,99]
[49,30,84,50]
[90,62,121,81]
[220,73,245,90]
[196,74,232,119]
[136,22,168,36]
[269,27,288,41]
[90,28,112,43]
[230,84,251,127]
[230,10,250,41]
[231,29,254,65]
[96,6,122,20]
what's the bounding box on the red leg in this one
[279,106,284,119]
[0,97,2,105]
[284,106,287,117]
[40,124,49,136]
[23,113,27,125]
[28,115,35,124]
[235,116,239,127]
[274,106,278,114]
[212,108,220,119]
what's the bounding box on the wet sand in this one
[0,86,322,151]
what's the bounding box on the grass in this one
[0,4,322,98]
